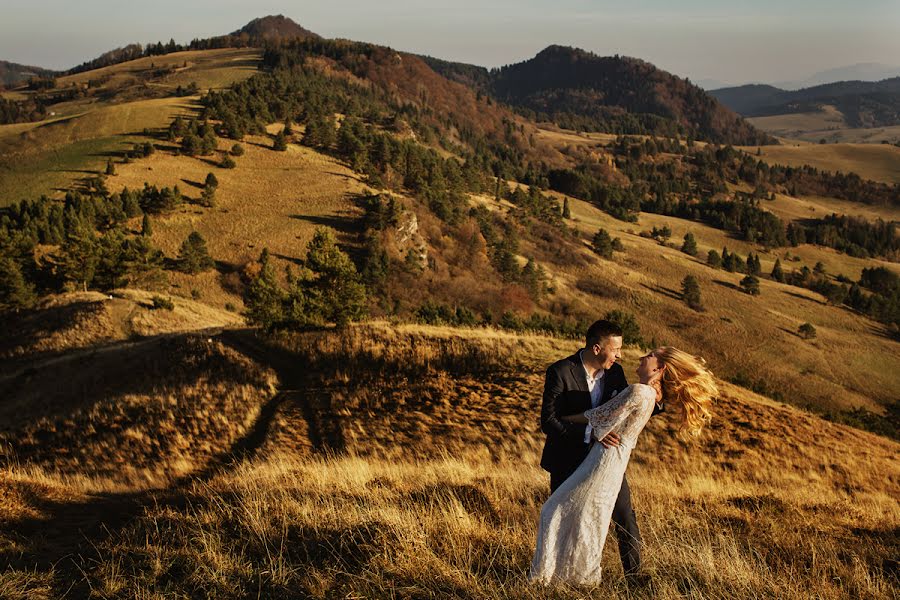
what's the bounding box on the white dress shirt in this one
[579,350,606,443]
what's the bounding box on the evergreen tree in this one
[220,154,236,169]
[303,228,366,326]
[176,231,215,273]
[180,134,201,156]
[231,143,244,156]
[707,249,721,268]
[681,275,703,310]
[771,258,784,282]
[562,198,571,219]
[740,274,761,295]
[681,232,698,256]
[592,228,615,259]
[105,159,116,176]
[60,225,99,291]
[204,172,218,189]
[283,117,294,136]
[244,249,286,331]
[0,257,37,312]
[273,129,288,151]
[200,185,216,208]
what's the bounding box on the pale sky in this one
[1,0,898,86]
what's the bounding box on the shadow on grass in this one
[640,282,682,301]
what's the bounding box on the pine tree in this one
[304,228,366,327]
[771,258,784,282]
[592,228,614,259]
[681,275,703,310]
[681,232,698,256]
[60,225,99,291]
[0,257,37,312]
[200,185,216,208]
[740,274,761,295]
[283,117,293,136]
[220,154,236,169]
[231,143,244,156]
[105,159,116,176]
[204,172,218,189]
[273,130,287,151]
[707,249,721,268]
[562,198,571,219]
[176,231,215,273]
[244,249,286,331]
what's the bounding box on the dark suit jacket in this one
[539,352,629,475]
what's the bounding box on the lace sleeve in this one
[583,385,639,441]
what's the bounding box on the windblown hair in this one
[656,347,718,436]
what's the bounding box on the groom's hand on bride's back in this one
[599,432,621,448]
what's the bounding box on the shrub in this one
[798,322,817,339]
[151,295,174,310]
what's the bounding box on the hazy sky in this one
[1,0,898,85]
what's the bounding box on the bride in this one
[530,346,718,585]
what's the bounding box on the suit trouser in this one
[550,467,642,575]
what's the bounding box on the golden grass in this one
[749,111,900,145]
[0,289,242,360]
[0,48,263,204]
[1,325,895,598]
[532,192,900,414]
[108,131,371,310]
[0,333,276,492]
[55,48,262,92]
[738,141,900,185]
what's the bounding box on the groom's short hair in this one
[585,319,623,347]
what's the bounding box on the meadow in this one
[0,324,897,599]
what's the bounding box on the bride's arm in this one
[560,413,588,424]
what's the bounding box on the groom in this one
[539,319,655,578]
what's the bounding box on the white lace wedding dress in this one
[530,383,658,585]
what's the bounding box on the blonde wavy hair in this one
[656,347,718,436]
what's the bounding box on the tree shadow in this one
[782,290,824,305]
[180,178,204,190]
[779,326,801,339]
[640,282,682,301]
[713,279,740,291]
[289,213,363,237]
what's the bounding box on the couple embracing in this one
[530,319,718,586]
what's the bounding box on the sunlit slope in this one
[0,324,896,599]
[0,48,263,204]
[738,141,900,185]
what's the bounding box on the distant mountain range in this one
[698,63,900,91]
[710,78,900,128]
[2,16,771,145]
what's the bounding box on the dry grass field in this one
[107,127,372,310]
[0,48,262,205]
[738,142,900,185]
[748,108,900,145]
[0,324,896,599]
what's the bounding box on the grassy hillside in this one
[747,110,900,144]
[738,141,900,185]
[0,324,897,598]
[0,48,262,205]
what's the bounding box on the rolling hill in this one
[0,14,899,599]
[712,78,900,142]
[0,323,897,598]
[425,45,775,146]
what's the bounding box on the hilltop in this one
[425,45,775,146]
